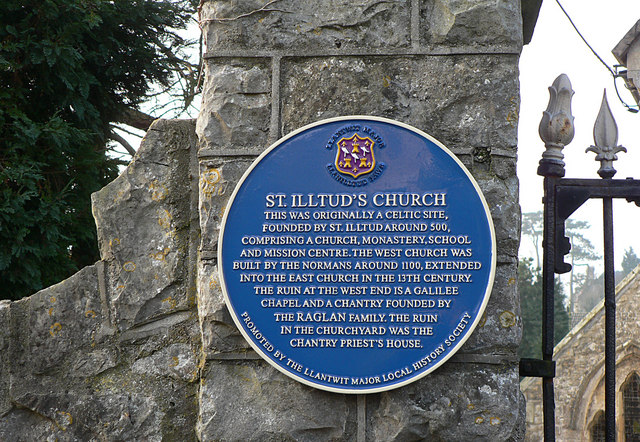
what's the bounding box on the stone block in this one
[196,59,272,152]
[0,260,200,441]
[198,261,252,356]
[280,55,519,154]
[198,360,358,441]
[0,408,60,442]
[491,154,517,181]
[2,370,198,441]
[367,362,523,440]
[478,175,520,261]
[0,301,11,416]
[463,261,521,352]
[421,0,522,50]
[92,119,197,330]
[131,342,198,382]
[201,0,410,53]
[9,265,104,374]
[199,157,255,252]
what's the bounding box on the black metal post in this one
[542,177,557,442]
[603,196,616,441]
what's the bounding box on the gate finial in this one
[538,74,575,177]
[586,91,627,178]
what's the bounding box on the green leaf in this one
[0,0,198,300]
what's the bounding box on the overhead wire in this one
[555,0,639,113]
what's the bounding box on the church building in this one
[522,265,640,440]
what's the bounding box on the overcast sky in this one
[518,0,640,274]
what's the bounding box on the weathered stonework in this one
[0,120,201,441]
[195,0,524,440]
[280,55,519,149]
[522,266,640,441]
[367,363,525,440]
[198,157,254,252]
[0,0,527,439]
[198,361,359,441]
[196,59,272,153]
[0,301,10,418]
[421,0,522,50]
[92,120,199,330]
[201,0,412,53]
[197,260,251,355]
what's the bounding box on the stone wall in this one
[0,1,526,440]
[0,120,201,441]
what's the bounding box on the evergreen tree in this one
[0,0,198,300]
[521,211,600,317]
[518,258,570,359]
[621,247,640,278]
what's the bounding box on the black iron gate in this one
[519,74,640,441]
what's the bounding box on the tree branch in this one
[109,130,137,156]
[151,34,199,74]
[117,107,156,131]
[110,124,144,139]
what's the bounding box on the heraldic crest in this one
[334,133,376,178]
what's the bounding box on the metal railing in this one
[519,74,640,441]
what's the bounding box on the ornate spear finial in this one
[538,74,575,177]
[586,91,627,179]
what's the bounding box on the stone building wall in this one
[0,1,526,440]
[522,266,640,441]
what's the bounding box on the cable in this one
[555,0,615,76]
[614,75,640,113]
[555,0,640,112]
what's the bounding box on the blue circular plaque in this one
[219,116,495,393]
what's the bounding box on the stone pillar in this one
[0,2,526,439]
[196,1,525,440]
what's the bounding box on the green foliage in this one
[621,247,640,278]
[0,0,197,300]
[521,211,600,315]
[518,258,571,359]
[565,219,600,263]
